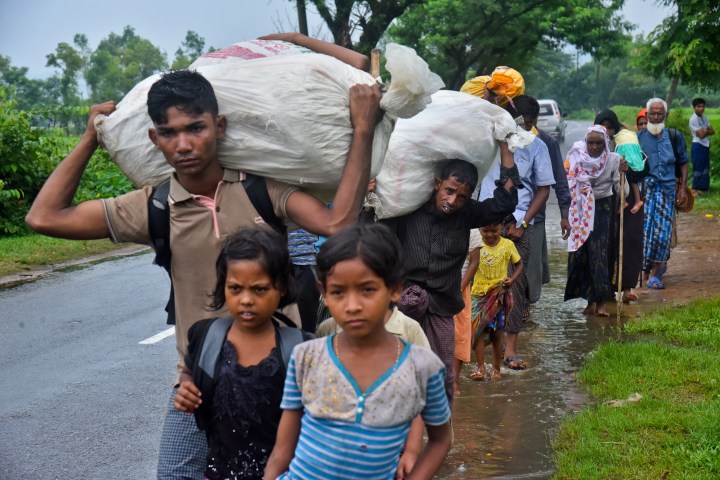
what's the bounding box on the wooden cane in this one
[371,49,381,78]
[617,166,626,322]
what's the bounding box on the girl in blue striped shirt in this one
[264,223,452,480]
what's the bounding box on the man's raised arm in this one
[25,102,115,239]
[284,83,382,236]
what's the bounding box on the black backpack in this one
[148,174,287,324]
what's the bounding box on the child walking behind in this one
[470,221,524,380]
[264,223,452,480]
[173,228,313,480]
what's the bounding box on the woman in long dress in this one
[564,125,625,316]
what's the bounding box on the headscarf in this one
[636,108,647,129]
[565,125,611,252]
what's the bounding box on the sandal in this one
[503,355,527,370]
[647,276,665,290]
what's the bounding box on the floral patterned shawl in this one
[565,125,611,252]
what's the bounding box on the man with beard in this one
[382,153,519,404]
[637,98,689,290]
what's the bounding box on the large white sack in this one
[94,41,443,192]
[368,90,535,219]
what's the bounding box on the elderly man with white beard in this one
[637,97,689,290]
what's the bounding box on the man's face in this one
[148,107,226,179]
[522,114,537,132]
[694,103,705,116]
[433,176,473,215]
[647,102,666,136]
[647,103,666,124]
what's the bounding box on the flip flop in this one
[503,355,527,370]
[647,276,665,290]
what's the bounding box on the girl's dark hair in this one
[594,109,622,133]
[316,223,405,289]
[147,70,219,124]
[209,227,295,310]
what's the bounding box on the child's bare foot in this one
[491,369,501,381]
[454,388,461,396]
[630,200,644,214]
[470,364,486,381]
[582,302,596,315]
[595,301,609,317]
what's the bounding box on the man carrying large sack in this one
[26,68,382,479]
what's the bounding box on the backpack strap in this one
[242,173,287,236]
[196,317,234,381]
[278,326,305,370]
[148,180,175,324]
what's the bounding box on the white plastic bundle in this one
[94,41,443,192]
[368,90,535,219]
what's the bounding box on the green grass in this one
[0,233,133,277]
[553,298,720,479]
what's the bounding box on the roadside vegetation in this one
[552,298,720,479]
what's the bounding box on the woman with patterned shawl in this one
[564,125,625,316]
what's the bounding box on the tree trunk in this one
[296,0,308,35]
[665,76,679,108]
[595,60,601,112]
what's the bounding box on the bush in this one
[0,87,134,236]
[0,87,54,235]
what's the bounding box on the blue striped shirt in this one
[278,336,450,479]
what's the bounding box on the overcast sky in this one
[0,0,672,79]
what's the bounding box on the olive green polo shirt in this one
[103,169,298,382]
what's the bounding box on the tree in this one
[388,0,631,91]
[45,34,90,104]
[308,0,425,55]
[85,26,167,102]
[555,0,633,110]
[171,30,207,70]
[636,0,720,106]
[0,56,61,110]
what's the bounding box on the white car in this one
[537,99,567,142]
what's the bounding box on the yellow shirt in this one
[471,237,521,297]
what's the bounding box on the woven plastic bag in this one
[367,90,535,219]
[94,40,442,193]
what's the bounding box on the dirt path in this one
[630,211,720,309]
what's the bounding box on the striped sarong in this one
[470,282,513,349]
[643,178,675,271]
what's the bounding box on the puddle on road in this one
[436,215,652,479]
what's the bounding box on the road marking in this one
[139,327,175,345]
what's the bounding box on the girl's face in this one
[601,120,616,137]
[637,117,647,131]
[480,224,502,247]
[224,259,283,331]
[321,257,401,337]
[586,131,606,158]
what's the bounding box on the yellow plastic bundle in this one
[460,67,524,107]
[486,66,524,105]
[460,75,491,98]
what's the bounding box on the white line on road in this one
[139,327,175,345]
